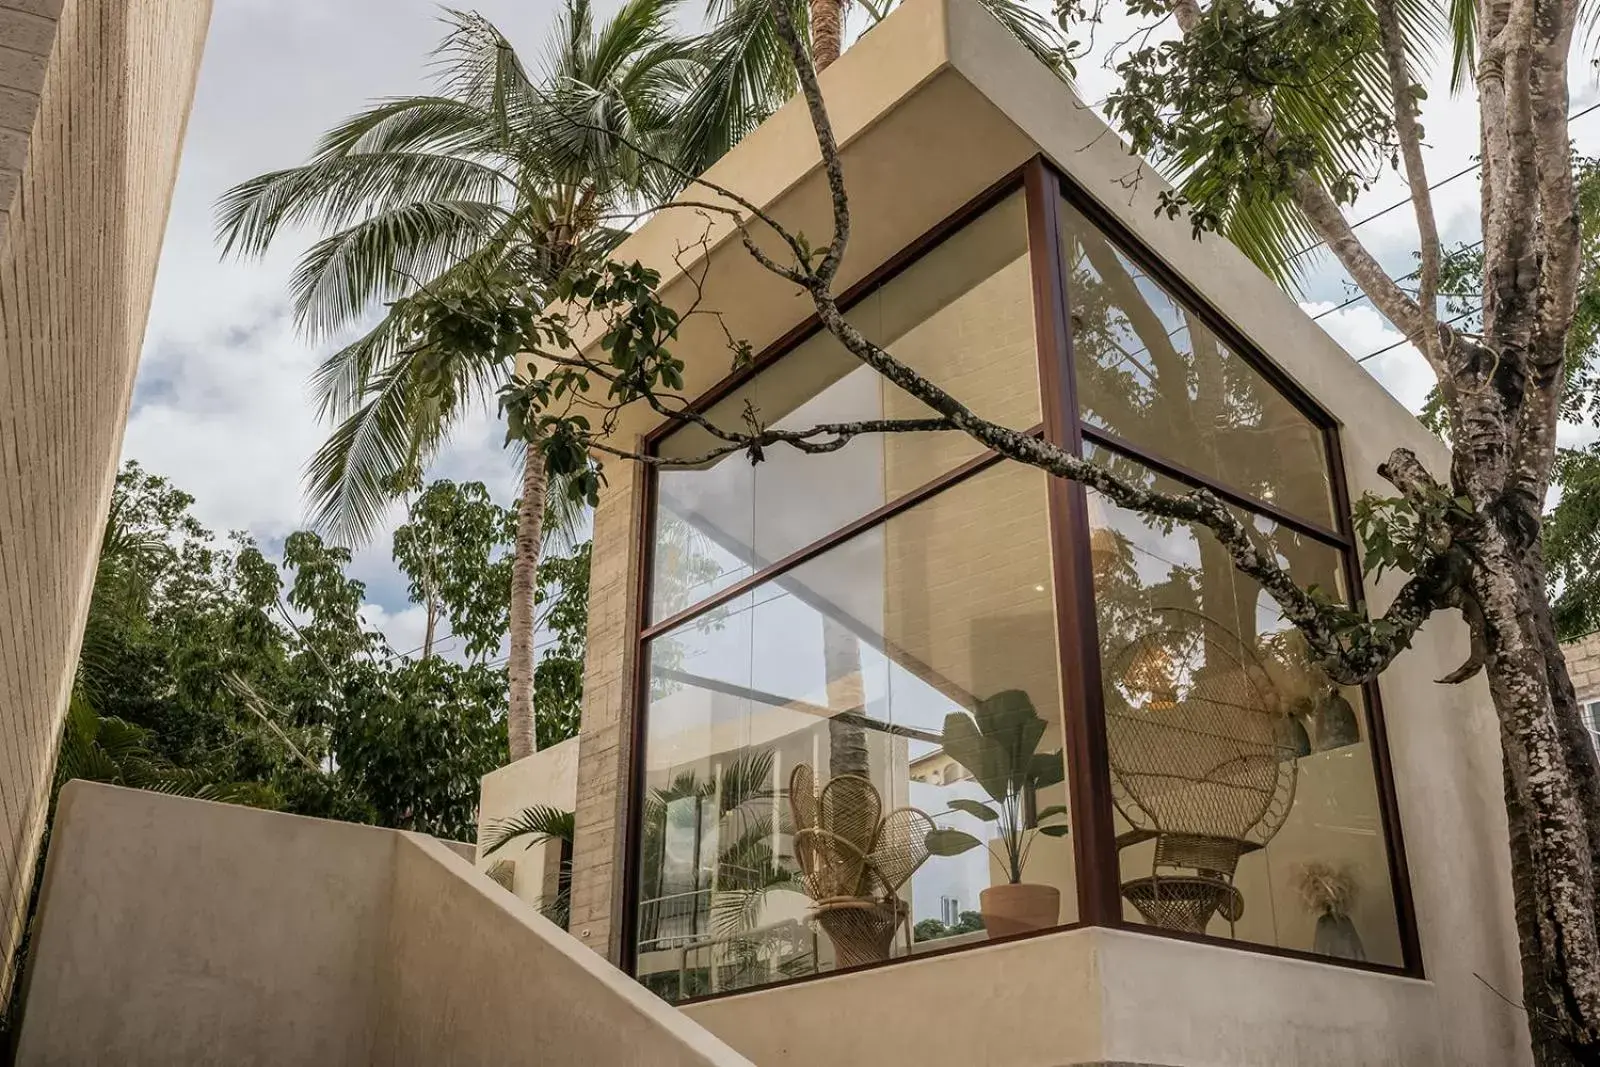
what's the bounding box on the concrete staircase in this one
[12,782,753,1066]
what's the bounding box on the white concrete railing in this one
[14,781,753,1067]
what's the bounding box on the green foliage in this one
[926,691,1069,884]
[534,541,590,748]
[57,462,584,841]
[1351,489,1468,583]
[392,477,517,659]
[1550,444,1600,640]
[912,911,986,942]
[1091,0,1438,287]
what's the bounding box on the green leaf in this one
[925,828,983,856]
[1035,824,1072,838]
[947,798,1000,821]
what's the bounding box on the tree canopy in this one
[70,461,588,841]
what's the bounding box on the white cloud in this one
[1301,301,1437,415]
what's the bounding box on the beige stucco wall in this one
[563,1,1526,1063]
[16,781,754,1067]
[685,926,1444,1067]
[475,736,579,911]
[0,0,210,998]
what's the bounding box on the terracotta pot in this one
[980,883,1060,938]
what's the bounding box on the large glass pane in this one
[634,463,1075,1002]
[650,192,1040,622]
[1061,198,1336,526]
[1085,446,1402,966]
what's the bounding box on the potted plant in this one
[924,690,1070,937]
[1292,861,1367,961]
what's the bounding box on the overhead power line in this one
[1356,308,1478,364]
[1291,98,1600,264]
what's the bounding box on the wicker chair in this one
[1103,611,1299,934]
[788,764,935,967]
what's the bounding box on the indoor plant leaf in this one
[925,827,983,856]
[947,798,1000,821]
[941,710,1010,802]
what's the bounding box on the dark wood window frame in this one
[618,154,1422,1001]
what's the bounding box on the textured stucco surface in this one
[0,0,210,998]
[684,927,1442,1067]
[475,735,579,911]
[564,0,1529,1063]
[17,782,753,1067]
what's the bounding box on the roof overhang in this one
[578,0,1438,474]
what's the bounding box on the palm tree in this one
[482,803,576,926]
[216,0,691,760]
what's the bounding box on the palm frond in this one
[217,152,512,271]
[674,0,806,179]
[309,95,502,162]
[289,199,509,340]
[974,0,1073,82]
[482,803,576,855]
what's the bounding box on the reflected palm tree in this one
[638,748,811,994]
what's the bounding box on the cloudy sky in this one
[125,0,1600,655]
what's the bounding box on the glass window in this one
[1085,446,1402,966]
[634,463,1075,1002]
[650,193,1040,623]
[1583,700,1600,754]
[1060,198,1336,526]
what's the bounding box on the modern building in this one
[475,0,1529,1062]
[0,0,212,1004]
[8,0,1545,1062]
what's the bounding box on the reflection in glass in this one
[1060,198,1335,526]
[650,192,1040,623]
[1085,447,1402,965]
[633,464,1075,1002]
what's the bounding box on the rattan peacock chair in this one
[1102,609,1299,935]
[788,763,936,968]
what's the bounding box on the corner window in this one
[1060,199,1336,528]
[650,193,1039,624]
[1085,444,1403,966]
[627,165,1416,1005]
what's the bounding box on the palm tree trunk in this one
[508,438,549,762]
[809,0,844,70]
[823,617,869,779]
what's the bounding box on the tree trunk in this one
[823,616,869,779]
[421,597,438,662]
[508,439,549,762]
[1474,536,1600,1066]
[809,0,843,70]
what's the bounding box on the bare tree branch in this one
[1373,0,1443,370]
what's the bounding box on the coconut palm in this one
[216,0,692,760]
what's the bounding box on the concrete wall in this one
[685,926,1444,1067]
[475,737,579,912]
[0,0,210,996]
[16,781,753,1067]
